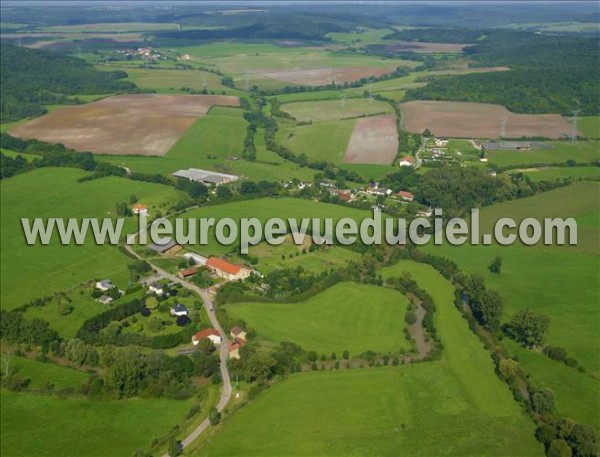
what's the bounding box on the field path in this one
[123,244,232,455]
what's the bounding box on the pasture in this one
[281,98,392,122]
[487,141,600,167]
[9,94,240,156]
[576,116,600,139]
[204,261,541,456]
[424,182,599,377]
[506,166,600,182]
[1,390,192,457]
[399,100,573,139]
[2,355,89,390]
[344,115,399,164]
[0,167,185,309]
[226,282,410,355]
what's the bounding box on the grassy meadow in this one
[227,282,410,355]
[486,140,600,167]
[0,167,185,309]
[281,98,392,122]
[203,261,542,456]
[2,355,89,390]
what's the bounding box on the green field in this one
[277,118,355,163]
[1,390,192,457]
[577,116,600,139]
[507,166,600,182]
[204,261,541,456]
[2,355,89,390]
[281,98,392,122]
[0,167,185,309]
[227,282,410,355]
[99,107,316,182]
[487,140,600,167]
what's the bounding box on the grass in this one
[338,163,397,182]
[0,167,185,309]
[281,98,392,123]
[423,182,599,377]
[506,166,600,182]
[576,116,600,139]
[505,340,600,431]
[227,282,410,355]
[277,118,356,163]
[2,355,89,390]
[98,107,316,182]
[203,261,541,456]
[487,140,600,168]
[1,390,192,457]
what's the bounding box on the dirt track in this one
[10,94,240,156]
[399,100,572,139]
[344,115,398,165]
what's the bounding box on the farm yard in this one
[399,100,574,139]
[344,115,399,164]
[9,94,240,156]
[227,282,411,355]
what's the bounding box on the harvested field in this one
[344,115,398,164]
[382,41,469,53]
[9,94,239,156]
[399,100,572,139]
[259,66,393,86]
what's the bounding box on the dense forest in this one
[0,45,136,122]
[397,29,600,115]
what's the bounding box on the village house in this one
[132,203,148,216]
[95,279,114,291]
[170,303,188,317]
[230,326,247,342]
[97,295,113,306]
[417,208,433,218]
[178,266,199,279]
[434,138,449,147]
[192,328,222,346]
[148,239,182,256]
[399,156,415,167]
[206,257,252,281]
[228,339,246,360]
[397,191,414,202]
[148,283,164,295]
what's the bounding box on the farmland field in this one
[9,94,240,156]
[0,167,185,308]
[1,355,89,390]
[1,390,192,457]
[487,141,600,167]
[506,166,600,182]
[399,100,573,139]
[576,116,600,138]
[203,261,542,456]
[344,115,399,164]
[281,98,392,122]
[226,282,410,355]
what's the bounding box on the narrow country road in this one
[123,244,232,454]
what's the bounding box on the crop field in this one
[227,282,410,355]
[9,94,240,156]
[424,182,599,377]
[277,118,356,163]
[378,41,470,53]
[399,101,573,139]
[344,115,399,164]
[244,236,360,274]
[0,168,185,309]
[204,261,541,456]
[1,390,192,457]
[486,140,600,167]
[281,98,392,122]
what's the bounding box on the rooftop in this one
[148,239,179,253]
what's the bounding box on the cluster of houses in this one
[94,279,123,305]
[191,326,247,360]
[117,47,165,61]
[326,182,416,206]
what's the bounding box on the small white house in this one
[132,204,148,216]
[170,304,188,317]
[95,279,114,291]
[97,295,113,305]
[148,283,164,295]
[399,156,415,167]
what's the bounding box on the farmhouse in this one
[178,266,199,279]
[97,295,113,305]
[230,326,247,342]
[192,328,222,346]
[228,339,246,360]
[399,156,415,167]
[206,257,252,281]
[397,191,414,202]
[132,203,148,216]
[95,279,114,291]
[183,252,208,266]
[148,283,164,295]
[148,239,182,256]
[173,168,239,186]
[434,138,449,147]
[170,304,188,317]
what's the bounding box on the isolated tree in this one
[129,194,138,204]
[209,407,221,426]
[508,309,551,348]
[342,350,350,360]
[488,255,503,274]
[307,351,318,362]
[168,439,182,457]
[423,128,432,137]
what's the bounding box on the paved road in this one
[123,244,232,454]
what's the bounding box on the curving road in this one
[123,245,232,454]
